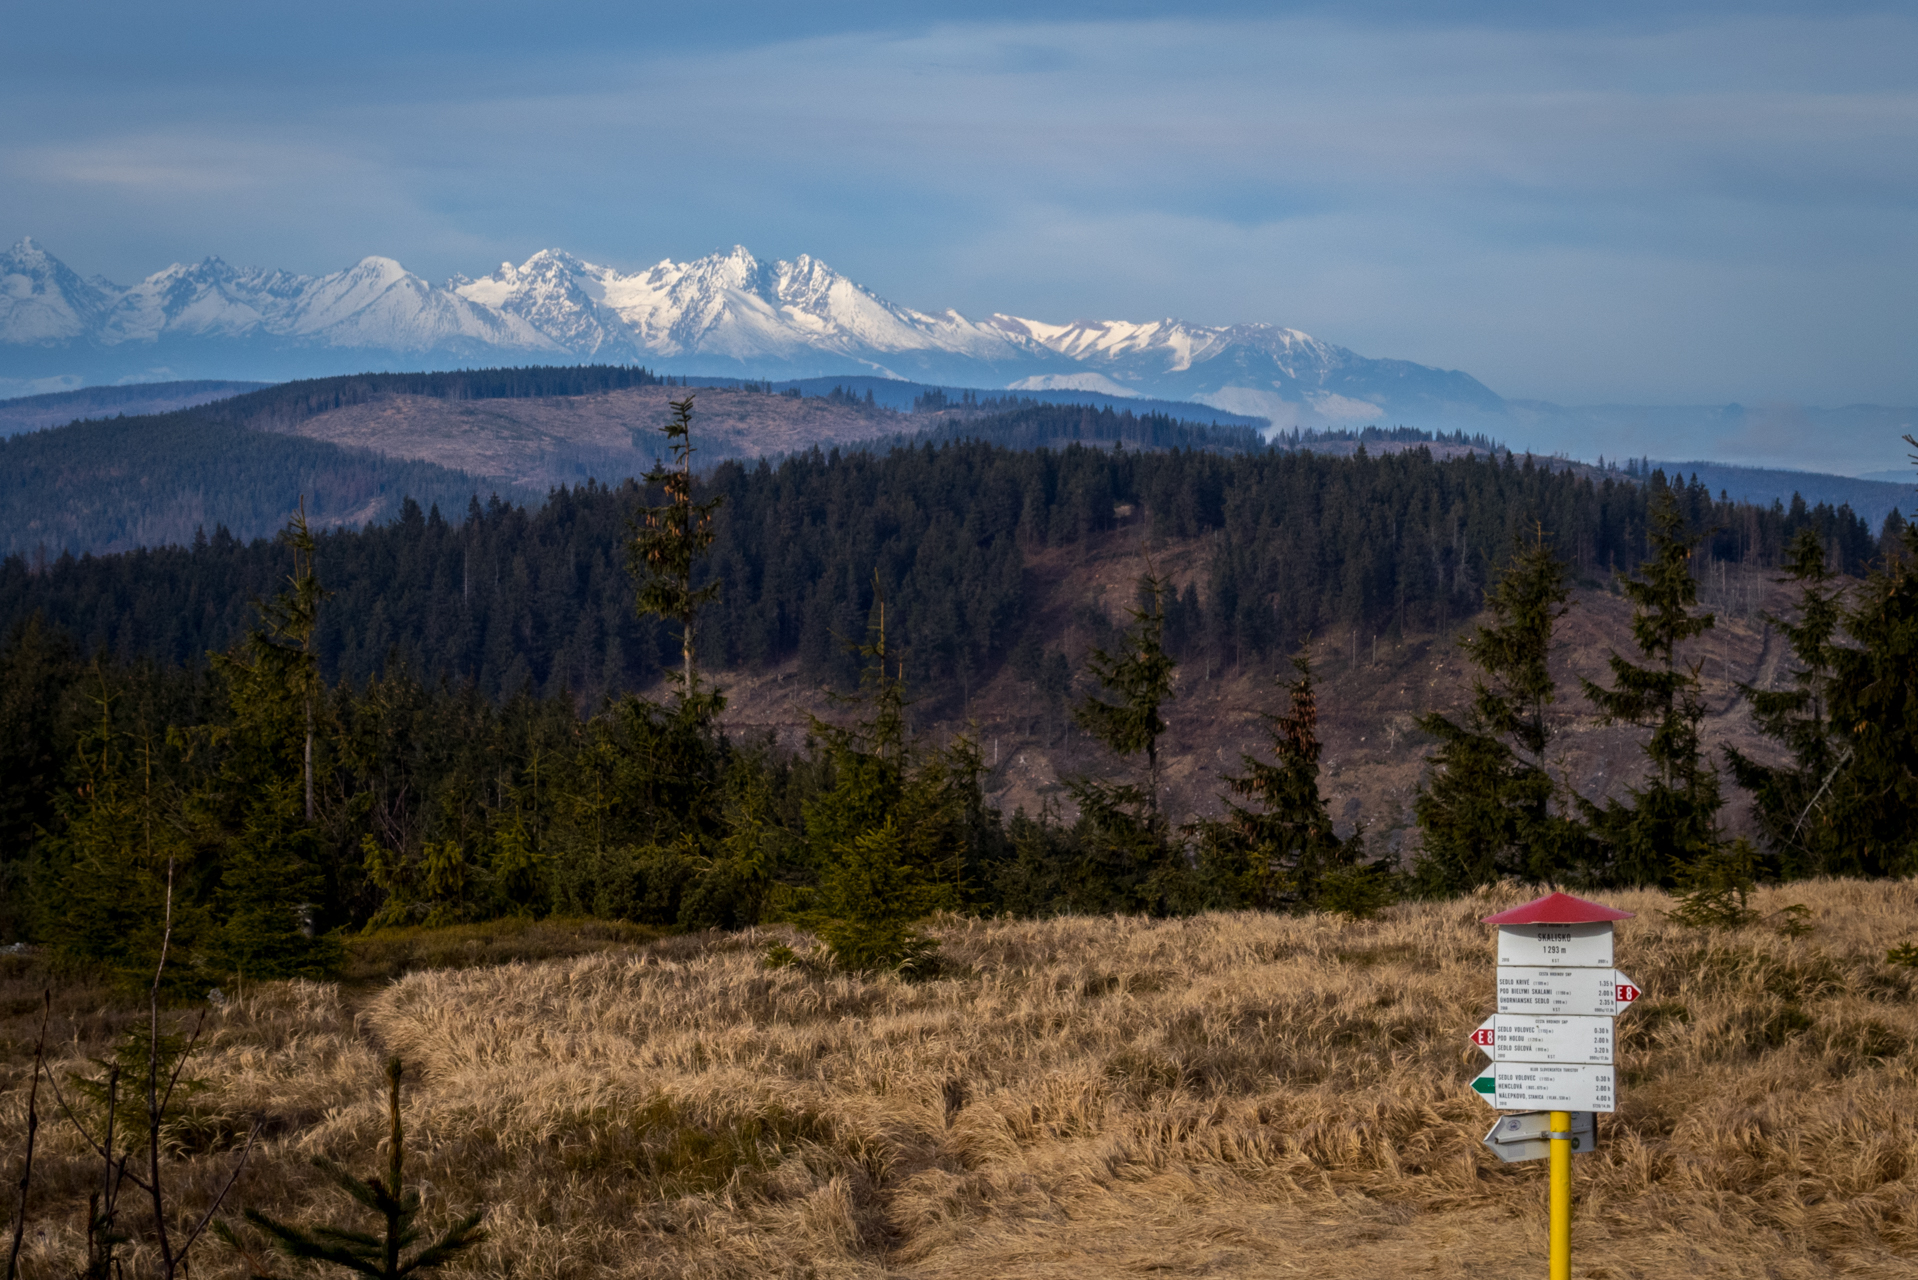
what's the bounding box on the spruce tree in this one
[676,759,779,931]
[1579,482,1723,886]
[285,501,325,822]
[804,588,962,971]
[815,818,938,972]
[42,673,204,991]
[1198,650,1368,913]
[226,1059,484,1280]
[1722,448,1918,884]
[629,394,723,707]
[198,503,338,977]
[0,614,78,941]
[1818,517,1918,878]
[1065,570,1186,913]
[1413,529,1586,893]
[1724,528,1847,875]
[1075,572,1177,817]
[551,393,735,925]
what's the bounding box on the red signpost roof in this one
[1481,891,1635,925]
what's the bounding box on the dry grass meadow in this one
[6,881,1918,1279]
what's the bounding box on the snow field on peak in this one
[1007,373,1141,397]
[1,238,1506,428]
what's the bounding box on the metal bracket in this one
[1545,1131,1576,1141]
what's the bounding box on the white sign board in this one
[1498,968,1640,1017]
[1471,1063,1616,1112]
[1483,1111,1597,1164]
[1471,1014,1614,1064]
[1497,922,1614,968]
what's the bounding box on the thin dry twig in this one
[4,990,50,1280]
[178,1116,265,1259]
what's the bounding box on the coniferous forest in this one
[1,403,1913,986]
[1,430,1883,699]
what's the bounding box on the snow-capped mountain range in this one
[1,238,1504,427]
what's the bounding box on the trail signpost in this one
[1471,892,1638,1280]
[1469,1062,1616,1111]
[1473,1014,1615,1064]
[1497,968,1639,1017]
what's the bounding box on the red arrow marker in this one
[1470,1015,1497,1054]
[1613,971,1640,1008]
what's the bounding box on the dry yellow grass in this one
[6,881,1918,1279]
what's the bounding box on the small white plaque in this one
[1496,921,1613,968]
[1482,1111,1598,1163]
[1498,968,1641,1017]
[1471,1014,1614,1065]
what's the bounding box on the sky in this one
[5,0,1917,413]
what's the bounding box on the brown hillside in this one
[717,522,1801,859]
[269,386,911,489]
[267,387,1585,499]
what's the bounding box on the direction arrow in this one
[1482,1111,1597,1164]
[1468,1063,1616,1112]
[1497,968,1641,1017]
[1469,1014,1614,1064]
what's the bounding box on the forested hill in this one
[2,442,1879,705]
[0,411,505,559]
[0,379,269,435]
[0,383,1497,560]
[903,402,1267,453]
[0,367,718,557]
[186,363,673,432]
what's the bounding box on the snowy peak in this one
[988,315,1332,376]
[2,238,1508,427]
[102,256,268,343]
[575,244,966,365]
[2,237,118,344]
[282,255,555,352]
[990,315,1215,370]
[451,250,631,359]
[5,243,560,355]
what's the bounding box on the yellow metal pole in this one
[1548,1109,1571,1280]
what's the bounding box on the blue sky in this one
[5,1,1916,408]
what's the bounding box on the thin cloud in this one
[1,7,1914,412]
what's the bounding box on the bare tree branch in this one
[43,1061,152,1195]
[179,1116,265,1260]
[4,990,50,1280]
[1789,745,1855,843]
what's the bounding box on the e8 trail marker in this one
[1470,892,1640,1280]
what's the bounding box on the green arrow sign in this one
[1468,1063,1616,1111]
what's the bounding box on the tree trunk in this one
[304,699,315,822]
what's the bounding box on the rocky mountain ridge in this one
[2,238,1499,428]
